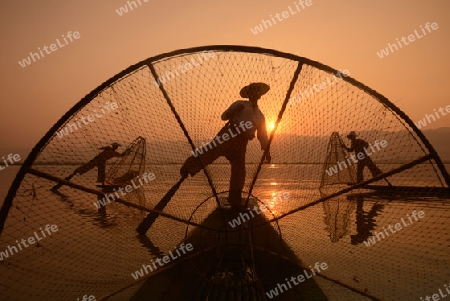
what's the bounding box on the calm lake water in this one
[0,165,449,300]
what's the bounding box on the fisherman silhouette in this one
[180,82,271,207]
[341,131,384,183]
[52,142,125,190]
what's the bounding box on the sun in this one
[268,122,275,132]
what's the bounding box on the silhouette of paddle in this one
[136,174,188,235]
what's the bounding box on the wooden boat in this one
[130,200,329,300]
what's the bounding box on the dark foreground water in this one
[0,165,449,300]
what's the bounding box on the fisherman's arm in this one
[121,149,131,157]
[103,149,124,160]
[343,145,353,152]
[341,141,353,152]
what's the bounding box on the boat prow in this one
[130,199,329,300]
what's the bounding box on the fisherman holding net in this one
[180,82,272,207]
[341,131,384,183]
[52,142,126,190]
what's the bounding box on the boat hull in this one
[131,204,329,300]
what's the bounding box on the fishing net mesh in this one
[0,47,449,301]
[320,132,357,189]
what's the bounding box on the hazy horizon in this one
[2,127,450,164]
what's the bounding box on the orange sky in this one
[0,0,449,148]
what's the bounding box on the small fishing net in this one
[0,46,449,301]
[106,136,147,186]
[100,136,147,211]
[320,132,357,190]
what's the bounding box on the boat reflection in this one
[322,194,385,244]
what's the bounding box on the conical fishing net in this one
[320,132,357,189]
[106,136,147,186]
[1,46,449,301]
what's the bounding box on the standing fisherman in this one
[342,131,384,183]
[180,83,272,207]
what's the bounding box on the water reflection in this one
[322,197,355,243]
[256,190,291,216]
[50,189,118,228]
[350,195,385,245]
[137,234,164,258]
[322,194,385,244]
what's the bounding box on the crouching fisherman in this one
[52,142,127,190]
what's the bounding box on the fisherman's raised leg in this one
[180,137,227,177]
